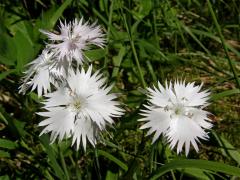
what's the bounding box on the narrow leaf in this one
[40,135,65,180]
[211,89,240,101]
[150,159,240,179]
[0,138,18,149]
[0,150,10,158]
[213,132,240,165]
[97,149,128,171]
[49,0,73,28]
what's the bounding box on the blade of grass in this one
[210,89,240,101]
[121,12,147,88]
[165,1,190,52]
[191,28,240,57]
[207,0,240,88]
[49,0,73,28]
[39,135,65,180]
[0,138,18,149]
[0,69,16,81]
[150,159,240,179]
[104,0,114,69]
[94,148,102,180]
[112,45,126,78]
[97,149,128,171]
[146,61,157,82]
[181,24,210,55]
[212,131,240,165]
[0,150,10,158]
[59,148,70,180]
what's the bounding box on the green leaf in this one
[211,89,240,101]
[0,175,10,180]
[0,111,8,125]
[105,171,118,180]
[137,39,168,61]
[0,69,16,81]
[112,45,126,78]
[0,150,10,158]
[181,24,210,55]
[97,149,128,171]
[15,30,34,71]
[0,105,25,138]
[0,138,18,149]
[191,28,240,57]
[49,0,73,29]
[84,49,105,61]
[40,135,65,180]
[32,0,73,45]
[182,168,213,180]
[213,132,240,165]
[139,0,152,18]
[13,120,27,137]
[150,159,240,179]
[0,34,17,66]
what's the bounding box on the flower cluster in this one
[19,18,123,150]
[19,18,212,155]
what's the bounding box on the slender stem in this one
[207,0,240,89]
[75,151,82,180]
[122,13,147,88]
[59,150,70,180]
[130,40,147,88]
[103,0,114,69]
[166,152,177,180]
[45,170,55,180]
[69,154,75,166]
[94,149,102,180]
[146,60,157,82]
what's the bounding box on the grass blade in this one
[39,135,65,180]
[97,149,128,171]
[212,131,240,165]
[0,138,18,149]
[207,0,240,88]
[150,159,240,179]
[49,0,73,28]
[210,89,240,101]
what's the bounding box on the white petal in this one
[38,108,75,143]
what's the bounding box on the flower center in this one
[73,99,81,110]
[68,41,78,50]
[164,103,193,119]
[68,93,86,113]
[174,105,183,115]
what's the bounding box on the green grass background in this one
[0,0,240,179]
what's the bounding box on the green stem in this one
[69,154,75,166]
[59,150,69,180]
[104,0,114,69]
[45,170,55,180]
[94,148,102,180]
[146,60,157,82]
[75,151,82,180]
[130,40,147,88]
[207,0,240,89]
[166,154,176,180]
[122,13,147,88]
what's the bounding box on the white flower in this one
[139,80,212,156]
[38,66,123,150]
[40,18,105,65]
[19,50,66,97]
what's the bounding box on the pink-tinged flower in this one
[19,50,66,96]
[40,18,105,65]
